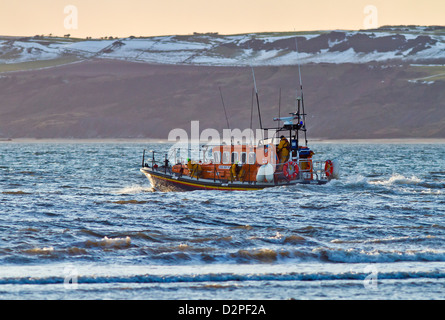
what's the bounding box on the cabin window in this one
[222,152,230,164]
[241,152,247,164]
[213,151,221,164]
[231,152,238,164]
[248,152,256,164]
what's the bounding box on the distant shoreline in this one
[2,138,445,144]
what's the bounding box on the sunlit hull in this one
[141,167,328,192]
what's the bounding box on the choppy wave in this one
[128,247,445,264]
[16,242,445,264]
[312,247,445,263]
[330,235,438,244]
[1,269,444,286]
[2,190,32,195]
[1,142,444,299]
[85,236,131,249]
[110,200,149,204]
[23,247,55,255]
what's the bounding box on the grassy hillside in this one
[0,59,443,139]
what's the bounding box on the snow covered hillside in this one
[1,26,444,66]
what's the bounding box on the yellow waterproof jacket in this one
[277,138,290,158]
[187,160,201,177]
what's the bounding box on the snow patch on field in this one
[1,28,444,67]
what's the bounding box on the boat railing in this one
[144,149,329,183]
[274,159,328,181]
[142,150,172,174]
[309,160,328,180]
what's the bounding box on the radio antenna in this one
[218,86,231,130]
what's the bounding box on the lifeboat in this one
[140,141,338,192]
[140,67,339,191]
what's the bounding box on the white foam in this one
[313,247,445,263]
[100,236,131,247]
[113,185,154,194]
[1,261,445,285]
[369,174,422,186]
[85,236,131,249]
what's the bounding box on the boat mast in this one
[247,35,264,144]
[277,88,281,133]
[251,67,263,130]
[218,86,231,130]
[295,37,308,146]
[251,66,264,142]
[250,87,254,145]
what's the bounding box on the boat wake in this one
[369,174,423,186]
[326,173,444,194]
[113,185,155,194]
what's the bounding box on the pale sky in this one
[0,0,443,38]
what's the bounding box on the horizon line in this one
[1,24,444,40]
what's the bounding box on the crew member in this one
[231,162,239,182]
[187,158,193,170]
[277,135,290,165]
[187,158,196,177]
[239,163,250,182]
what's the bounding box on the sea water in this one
[0,141,444,300]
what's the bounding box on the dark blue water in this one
[0,141,444,299]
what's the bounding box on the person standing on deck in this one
[277,135,290,166]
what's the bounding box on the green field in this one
[0,55,82,73]
[407,65,445,82]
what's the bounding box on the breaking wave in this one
[330,235,437,245]
[1,269,444,286]
[311,247,445,263]
[132,247,445,264]
[85,236,131,249]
